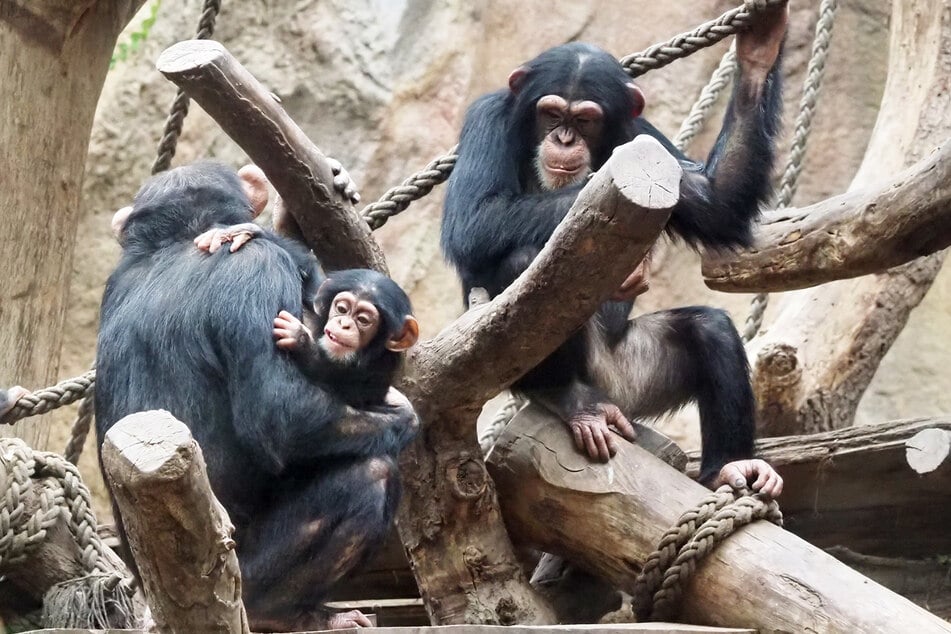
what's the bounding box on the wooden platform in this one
[28,625,756,634]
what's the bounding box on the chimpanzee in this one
[194,227,420,407]
[96,161,419,631]
[441,6,788,496]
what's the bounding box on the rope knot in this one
[632,484,782,622]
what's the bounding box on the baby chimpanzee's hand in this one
[274,310,314,351]
[194,222,263,254]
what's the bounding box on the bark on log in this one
[487,407,951,632]
[0,0,146,448]
[702,141,951,292]
[155,39,387,274]
[100,411,249,634]
[396,136,683,625]
[741,0,951,436]
[686,417,951,558]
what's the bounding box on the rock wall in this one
[48,0,949,516]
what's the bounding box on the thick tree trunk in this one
[0,0,145,447]
[100,410,249,634]
[743,0,951,436]
[487,407,951,632]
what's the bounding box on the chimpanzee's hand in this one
[273,310,314,351]
[194,222,263,254]
[736,0,788,77]
[328,157,361,205]
[0,386,29,420]
[568,403,637,462]
[712,458,784,498]
[611,257,651,302]
[326,609,372,629]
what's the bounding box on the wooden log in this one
[396,136,683,625]
[684,417,951,558]
[487,406,951,632]
[702,141,951,292]
[736,0,951,436]
[155,39,387,273]
[100,410,249,634]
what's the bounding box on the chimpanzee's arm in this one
[655,13,786,250]
[442,91,581,288]
[229,353,416,474]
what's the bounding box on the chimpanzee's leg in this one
[238,456,401,632]
[586,306,755,484]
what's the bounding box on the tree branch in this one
[156,39,387,273]
[702,141,951,292]
[403,136,681,413]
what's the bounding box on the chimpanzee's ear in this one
[238,164,269,218]
[386,316,420,352]
[627,82,646,119]
[508,66,529,95]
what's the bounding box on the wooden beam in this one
[100,410,249,634]
[156,39,388,273]
[702,141,951,292]
[487,407,951,632]
[686,417,951,558]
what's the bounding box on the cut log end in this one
[157,39,228,76]
[103,410,194,476]
[905,428,951,474]
[609,136,683,210]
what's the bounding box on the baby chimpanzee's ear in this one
[386,316,420,352]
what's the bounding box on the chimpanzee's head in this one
[111,162,269,250]
[312,269,419,374]
[507,43,645,190]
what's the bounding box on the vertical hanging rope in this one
[741,0,838,342]
[150,0,222,174]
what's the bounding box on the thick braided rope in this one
[1,371,96,427]
[151,0,222,174]
[741,0,838,342]
[478,393,527,455]
[359,0,782,230]
[0,439,132,590]
[64,393,95,466]
[632,485,782,622]
[361,149,458,230]
[620,0,785,78]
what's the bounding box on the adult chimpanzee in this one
[96,161,419,631]
[441,7,788,495]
